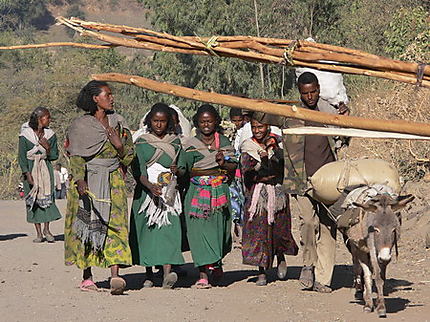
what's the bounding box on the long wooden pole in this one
[92,72,430,137]
[0,42,114,50]
[64,17,429,77]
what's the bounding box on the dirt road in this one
[1,199,429,321]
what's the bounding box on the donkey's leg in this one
[351,244,364,300]
[360,260,374,312]
[374,263,387,317]
[368,236,386,317]
[380,264,388,296]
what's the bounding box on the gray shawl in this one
[137,133,179,167]
[74,157,120,252]
[67,112,129,157]
[68,112,127,252]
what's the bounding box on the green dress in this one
[129,136,185,266]
[64,129,134,269]
[18,134,62,224]
[179,134,235,267]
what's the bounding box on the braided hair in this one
[76,80,109,115]
[193,104,223,133]
[28,106,49,130]
[144,103,176,134]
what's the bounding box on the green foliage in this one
[384,6,429,60]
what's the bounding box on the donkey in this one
[344,193,414,317]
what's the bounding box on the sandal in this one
[80,279,99,292]
[143,279,154,288]
[194,278,212,289]
[299,266,314,289]
[256,274,267,286]
[32,237,44,243]
[162,272,178,289]
[44,232,55,243]
[277,260,287,280]
[110,277,126,295]
[312,281,332,293]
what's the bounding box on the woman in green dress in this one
[129,103,185,289]
[179,104,237,289]
[18,106,62,243]
[64,80,134,295]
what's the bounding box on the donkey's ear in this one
[391,194,414,212]
[353,201,377,212]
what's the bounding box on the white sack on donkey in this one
[309,159,401,205]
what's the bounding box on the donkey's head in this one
[354,194,414,263]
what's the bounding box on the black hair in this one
[28,106,49,130]
[297,72,319,86]
[193,104,223,133]
[242,110,254,117]
[169,107,179,123]
[229,108,243,118]
[76,80,109,115]
[144,103,176,134]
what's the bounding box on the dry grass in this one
[340,82,430,181]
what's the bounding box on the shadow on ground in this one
[0,233,28,241]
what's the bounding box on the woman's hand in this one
[139,175,162,196]
[264,137,277,149]
[215,151,225,167]
[170,164,178,175]
[39,137,51,153]
[148,183,162,197]
[258,150,268,159]
[26,172,34,186]
[106,127,124,155]
[76,179,88,196]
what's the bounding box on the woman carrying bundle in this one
[129,103,184,289]
[64,80,134,295]
[18,106,61,243]
[240,117,298,286]
[179,104,237,289]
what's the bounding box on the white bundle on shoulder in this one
[295,38,349,106]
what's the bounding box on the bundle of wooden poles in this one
[0,16,428,88]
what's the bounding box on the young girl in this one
[240,118,298,286]
[18,106,61,243]
[129,103,185,289]
[179,104,237,289]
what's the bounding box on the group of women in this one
[19,80,298,295]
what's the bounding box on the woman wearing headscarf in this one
[179,104,237,289]
[240,117,298,286]
[64,80,134,295]
[129,103,184,289]
[18,106,61,243]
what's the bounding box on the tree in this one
[384,6,429,60]
[0,0,54,31]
